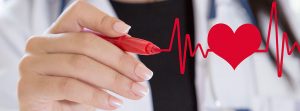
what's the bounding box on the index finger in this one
[26,33,154,82]
[47,0,130,37]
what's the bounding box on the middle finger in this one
[25,53,148,100]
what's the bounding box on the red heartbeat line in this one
[159,1,300,77]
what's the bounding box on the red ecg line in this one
[159,1,300,77]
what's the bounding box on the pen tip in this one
[151,45,161,54]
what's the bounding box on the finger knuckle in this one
[117,54,139,69]
[101,69,121,89]
[25,36,43,53]
[76,33,97,50]
[68,55,89,69]
[111,72,120,87]
[81,33,98,43]
[96,15,116,31]
[110,73,130,92]
[116,53,128,66]
[19,55,35,74]
[59,78,75,96]
[87,89,101,105]
[96,15,109,28]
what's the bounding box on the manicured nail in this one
[135,63,153,80]
[113,21,131,34]
[109,96,123,108]
[131,83,148,97]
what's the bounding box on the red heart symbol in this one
[208,24,262,69]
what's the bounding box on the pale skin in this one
[18,0,155,111]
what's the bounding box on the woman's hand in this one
[18,1,153,111]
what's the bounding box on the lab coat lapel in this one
[198,0,258,109]
[31,0,52,34]
[192,0,210,110]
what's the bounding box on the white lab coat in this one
[0,0,299,111]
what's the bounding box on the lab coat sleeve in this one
[0,0,32,110]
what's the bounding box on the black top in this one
[110,0,197,111]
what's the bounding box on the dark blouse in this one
[110,0,197,111]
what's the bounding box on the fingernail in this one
[131,83,148,97]
[135,64,153,80]
[109,96,123,108]
[113,21,131,34]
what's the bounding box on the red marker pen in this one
[84,29,161,55]
[98,35,161,55]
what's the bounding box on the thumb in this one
[47,0,131,37]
